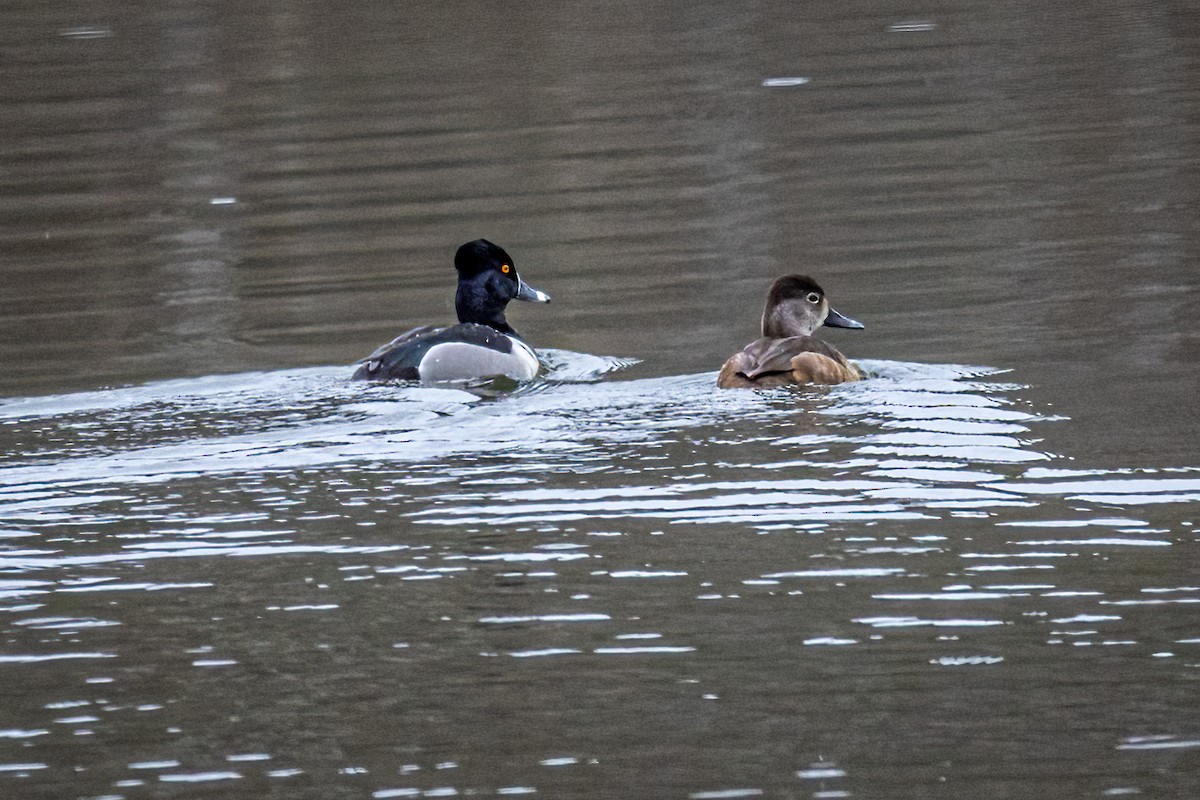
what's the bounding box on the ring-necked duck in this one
[352,239,551,384]
[717,275,864,388]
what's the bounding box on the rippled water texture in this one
[2,1,1199,799]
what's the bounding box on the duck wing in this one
[359,326,441,363]
[352,325,446,381]
[352,323,523,381]
[734,336,849,379]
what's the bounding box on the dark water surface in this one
[2,2,1199,798]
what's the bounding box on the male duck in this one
[352,239,551,384]
[717,275,864,388]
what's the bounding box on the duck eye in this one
[806,292,821,304]
[501,264,511,274]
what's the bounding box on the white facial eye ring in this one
[806,292,821,304]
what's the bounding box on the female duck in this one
[353,240,551,384]
[717,275,864,388]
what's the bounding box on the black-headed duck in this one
[717,275,864,388]
[352,239,551,384]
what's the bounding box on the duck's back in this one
[717,335,861,388]
[353,323,539,383]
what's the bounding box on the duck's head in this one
[760,274,863,338]
[453,239,551,334]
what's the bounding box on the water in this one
[2,1,1199,798]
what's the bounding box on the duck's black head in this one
[453,239,551,335]
[761,274,863,338]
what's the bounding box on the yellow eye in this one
[501,264,511,274]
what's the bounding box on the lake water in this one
[2,1,1198,798]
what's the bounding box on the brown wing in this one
[739,336,851,378]
[718,336,861,388]
[789,351,863,384]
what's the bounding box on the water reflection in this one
[2,358,1046,519]
[1,358,1194,630]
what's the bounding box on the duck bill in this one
[515,277,551,303]
[823,306,864,329]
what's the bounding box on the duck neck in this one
[762,308,801,339]
[485,318,519,337]
[456,294,517,337]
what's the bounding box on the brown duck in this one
[717,275,864,388]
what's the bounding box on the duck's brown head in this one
[760,275,864,338]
